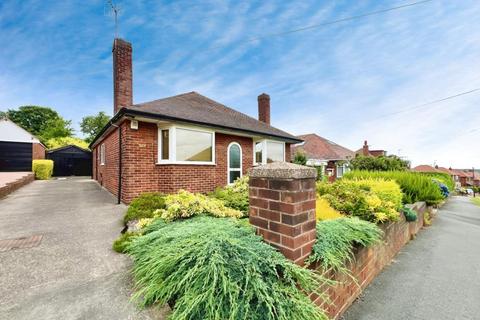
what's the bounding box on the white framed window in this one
[253,139,285,165]
[157,125,215,165]
[100,144,106,165]
[227,142,242,184]
[336,163,350,178]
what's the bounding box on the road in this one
[343,196,480,320]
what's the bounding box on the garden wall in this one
[312,202,428,319]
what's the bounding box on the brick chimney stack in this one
[362,140,369,156]
[258,93,271,125]
[113,38,133,114]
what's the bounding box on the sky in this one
[0,0,479,168]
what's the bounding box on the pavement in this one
[0,177,168,320]
[343,196,480,320]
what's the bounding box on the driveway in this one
[343,196,480,320]
[0,178,167,320]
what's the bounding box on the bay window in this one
[157,125,215,164]
[254,140,285,165]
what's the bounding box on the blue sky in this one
[1,0,479,168]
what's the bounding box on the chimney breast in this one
[362,140,369,156]
[113,38,133,114]
[258,93,270,125]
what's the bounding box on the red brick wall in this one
[312,202,428,319]
[285,143,292,162]
[32,143,45,160]
[92,123,124,197]
[93,121,255,203]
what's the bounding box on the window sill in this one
[156,161,216,166]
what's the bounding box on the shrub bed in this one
[32,160,53,180]
[317,178,402,222]
[419,172,454,191]
[210,176,249,215]
[344,171,444,205]
[128,217,329,320]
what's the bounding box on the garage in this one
[0,141,33,171]
[47,145,92,176]
[0,118,46,172]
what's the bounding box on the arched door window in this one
[228,142,242,184]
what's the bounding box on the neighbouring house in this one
[0,118,46,171]
[355,140,387,157]
[291,134,354,181]
[89,38,301,204]
[47,145,92,177]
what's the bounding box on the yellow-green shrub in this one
[317,178,402,223]
[316,197,344,220]
[154,190,243,222]
[32,160,53,180]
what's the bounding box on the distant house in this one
[355,140,387,157]
[0,118,46,171]
[89,38,301,204]
[291,134,354,181]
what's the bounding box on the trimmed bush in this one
[317,178,402,222]
[307,217,383,273]
[32,160,53,180]
[123,193,166,224]
[155,190,243,222]
[344,171,444,205]
[402,206,417,222]
[210,176,249,215]
[128,217,329,320]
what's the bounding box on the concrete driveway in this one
[0,177,167,320]
[343,196,480,320]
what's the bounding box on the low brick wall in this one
[0,173,35,199]
[312,202,428,319]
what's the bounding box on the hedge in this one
[32,160,53,180]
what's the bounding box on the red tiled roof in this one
[412,165,439,173]
[291,134,354,161]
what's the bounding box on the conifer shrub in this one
[128,217,329,320]
[123,193,166,223]
[317,178,402,222]
[307,217,383,274]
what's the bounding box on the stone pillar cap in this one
[249,162,317,179]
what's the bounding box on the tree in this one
[292,150,307,165]
[350,155,410,171]
[5,106,73,143]
[80,111,110,143]
[45,137,89,150]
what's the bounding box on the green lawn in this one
[471,197,480,206]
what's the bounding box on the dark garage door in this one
[47,145,92,176]
[0,141,32,171]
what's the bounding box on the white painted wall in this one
[0,118,40,143]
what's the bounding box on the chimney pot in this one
[258,93,270,125]
[113,38,133,114]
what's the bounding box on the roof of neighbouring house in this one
[291,133,355,161]
[412,165,439,173]
[91,91,302,146]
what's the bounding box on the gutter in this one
[89,107,303,148]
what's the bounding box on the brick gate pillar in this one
[249,162,317,265]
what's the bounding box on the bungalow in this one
[413,165,461,188]
[291,134,354,181]
[89,38,301,204]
